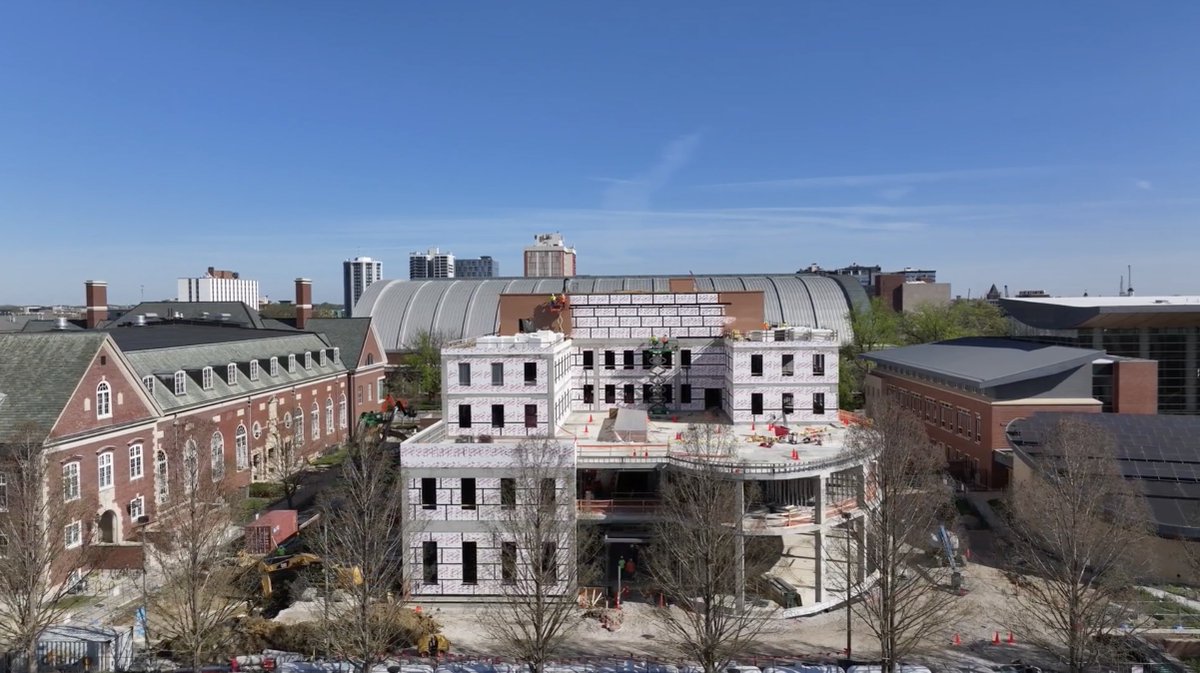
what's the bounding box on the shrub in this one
[249,482,285,499]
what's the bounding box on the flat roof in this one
[1007,412,1200,539]
[861,337,1103,390]
[1001,295,1200,330]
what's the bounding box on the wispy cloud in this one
[600,133,702,210]
[702,165,1060,191]
[1135,179,1153,191]
[879,186,913,200]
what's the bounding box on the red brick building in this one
[0,281,388,582]
[863,337,1157,488]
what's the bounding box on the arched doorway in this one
[98,510,118,544]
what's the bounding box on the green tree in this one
[839,299,900,409]
[385,330,446,405]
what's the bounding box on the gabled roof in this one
[104,301,268,329]
[306,318,373,368]
[1006,412,1200,539]
[0,332,109,443]
[862,337,1103,390]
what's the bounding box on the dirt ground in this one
[424,527,1051,669]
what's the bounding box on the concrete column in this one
[855,517,867,584]
[814,474,827,602]
[813,529,824,603]
[1186,330,1198,414]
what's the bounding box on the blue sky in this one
[2,2,1199,305]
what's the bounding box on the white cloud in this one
[601,133,702,211]
[702,165,1060,191]
[1135,179,1153,191]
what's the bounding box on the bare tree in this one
[264,421,308,510]
[315,435,413,673]
[145,420,245,672]
[647,425,772,673]
[849,402,962,672]
[0,423,97,673]
[1004,417,1151,673]
[481,437,596,673]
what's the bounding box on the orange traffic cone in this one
[791,448,799,460]
[588,414,593,423]
[952,633,961,646]
[993,631,1000,645]
[584,425,589,434]
[751,422,756,431]
[1007,631,1015,645]
[643,449,649,458]
[675,432,682,441]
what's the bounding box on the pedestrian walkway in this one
[1141,586,1200,613]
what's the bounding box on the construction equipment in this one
[417,634,450,657]
[239,550,363,598]
[931,525,965,591]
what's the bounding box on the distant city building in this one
[523,233,576,277]
[343,256,384,314]
[830,263,881,290]
[455,256,499,278]
[410,248,455,280]
[890,267,936,283]
[874,271,949,313]
[177,267,259,308]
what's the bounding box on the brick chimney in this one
[295,278,312,330]
[85,280,108,329]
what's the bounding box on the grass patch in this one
[1163,585,1200,602]
[248,482,285,499]
[1133,589,1200,628]
[235,497,272,523]
[311,448,347,468]
[56,594,98,611]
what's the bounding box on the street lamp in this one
[842,511,854,660]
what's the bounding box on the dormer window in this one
[96,381,112,419]
[270,357,279,377]
[319,350,327,367]
[173,370,186,396]
[288,354,297,374]
[249,360,260,381]
[142,376,155,394]
[226,363,237,386]
[201,366,214,391]
[304,352,313,370]
[333,347,340,363]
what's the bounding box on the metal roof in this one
[0,332,109,443]
[1001,295,1200,330]
[1006,412,1200,539]
[355,274,866,350]
[862,337,1104,390]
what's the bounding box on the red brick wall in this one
[50,343,157,441]
[1113,359,1158,414]
[869,370,1101,488]
[874,274,905,311]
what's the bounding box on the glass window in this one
[235,425,249,471]
[458,404,471,428]
[183,439,199,494]
[781,354,794,377]
[249,360,260,381]
[270,358,279,377]
[500,478,516,510]
[96,382,112,419]
[64,521,82,549]
[491,362,504,386]
[201,367,214,390]
[210,431,225,481]
[62,462,80,501]
[751,354,763,377]
[326,398,334,434]
[129,443,143,480]
[288,354,297,373]
[782,393,794,415]
[312,402,320,440]
[583,384,594,404]
[173,371,186,396]
[98,452,114,490]
[304,352,313,370]
[226,363,238,385]
[524,404,537,428]
[813,393,826,415]
[604,385,616,404]
[129,496,144,522]
[623,384,635,404]
[813,353,826,376]
[339,393,348,429]
[524,362,537,385]
[491,404,505,428]
[459,362,472,386]
[155,450,169,504]
[142,376,155,394]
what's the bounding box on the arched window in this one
[339,393,347,429]
[183,440,199,494]
[96,381,112,419]
[210,431,225,482]
[326,398,334,434]
[367,353,375,365]
[311,402,320,441]
[295,407,305,446]
[235,424,249,471]
[155,450,169,504]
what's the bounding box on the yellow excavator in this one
[239,551,363,598]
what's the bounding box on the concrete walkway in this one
[962,491,1009,534]
[1141,585,1200,613]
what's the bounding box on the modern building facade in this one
[830,263,881,290]
[177,267,260,308]
[1006,412,1200,582]
[410,248,455,280]
[862,337,1157,489]
[454,256,499,278]
[523,233,576,277]
[343,256,384,315]
[398,279,872,614]
[1002,295,1200,415]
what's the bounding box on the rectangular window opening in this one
[583,351,594,370]
[462,541,478,584]
[501,541,516,584]
[524,404,537,429]
[491,362,504,386]
[782,354,794,377]
[422,541,438,584]
[524,362,537,385]
[751,393,764,416]
[492,404,505,428]
[421,478,437,510]
[751,354,763,377]
[461,478,477,510]
[501,478,516,510]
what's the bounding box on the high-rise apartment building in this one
[410,248,455,280]
[523,233,576,277]
[455,256,499,278]
[177,267,259,307]
[343,256,384,314]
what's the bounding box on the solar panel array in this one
[1009,412,1200,538]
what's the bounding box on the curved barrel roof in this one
[355,274,867,351]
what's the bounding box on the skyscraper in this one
[343,256,384,315]
[455,256,499,278]
[523,233,576,277]
[410,248,456,279]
